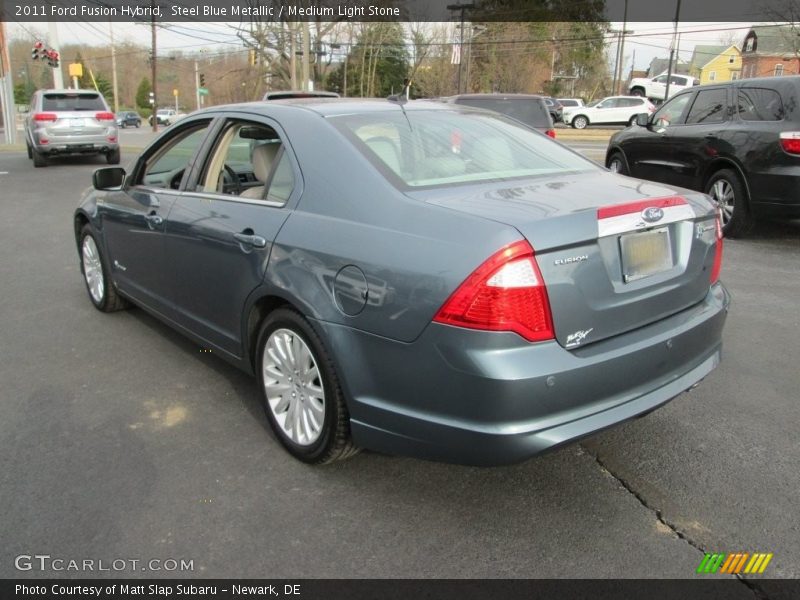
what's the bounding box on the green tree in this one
[94,73,114,106]
[135,78,152,110]
[328,23,409,97]
[14,82,31,105]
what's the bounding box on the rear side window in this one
[42,93,106,111]
[453,97,551,129]
[738,88,784,121]
[686,89,728,124]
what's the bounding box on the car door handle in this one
[144,212,163,227]
[234,232,267,248]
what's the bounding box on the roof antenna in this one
[388,78,413,129]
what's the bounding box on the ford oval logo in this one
[641,207,664,223]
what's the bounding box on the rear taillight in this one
[779,132,800,154]
[33,113,57,122]
[710,209,724,284]
[545,129,556,139]
[433,240,555,342]
[95,112,115,121]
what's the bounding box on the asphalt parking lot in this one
[0,140,798,593]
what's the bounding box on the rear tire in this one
[628,115,638,127]
[79,225,128,312]
[607,151,629,175]
[256,308,358,464]
[572,115,589,129]
[32,149,48,168]
[705,169,753,238]
[107,148,121,165]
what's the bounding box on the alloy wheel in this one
[262,328,326,446]
[82,236,105,304]
[709,178,735,225]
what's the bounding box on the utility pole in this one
[194,60,200,111]
[664,0,682,101]
[109,23,119,113]
[301,22,310,91]
[617,0,629,95]
[151,10,158,132]
[0,19,18,144]
[47,20,64,88]
[447,3,475,94]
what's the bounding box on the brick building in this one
[741,25,800,78]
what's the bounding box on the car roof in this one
[451,93,545,100]
[202,98,459,118]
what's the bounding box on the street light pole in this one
[665,0,683,101]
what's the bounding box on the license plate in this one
[620,227,672,282]
[70,118,85,127]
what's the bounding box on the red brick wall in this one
[741,55,800,78]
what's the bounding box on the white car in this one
[563,96,655,129]
[628,73,699,101]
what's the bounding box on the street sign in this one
[198,87,209,96]
[173,88,178,96]
[68,63,83,78]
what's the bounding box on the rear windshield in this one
[42,93,106,111]
[330,109,597,189]
[452,97,551,129]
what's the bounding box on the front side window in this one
[138,121,212,189]
[654,75,668,84]
[331,109,598,189]
[738,88,784,121]
[652,93,693,127]
[686,89,728,124]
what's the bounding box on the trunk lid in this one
[409,172,720,349]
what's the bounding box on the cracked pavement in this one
[0,151,798,590]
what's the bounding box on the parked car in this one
[563,96,656,129]
[74,99,727,466]
[148,109,184,126]
[447,93,556,137]
[24,89,119,168]
[263,90,339,100]
[557,98,585,111]
[542,97,563,123]
[116,111,142,128]
[607,75,800,237]
[629,72,699,101]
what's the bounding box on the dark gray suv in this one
[25,89,120,168]
[607,75,800,236]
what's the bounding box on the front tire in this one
[607,151,629,175]
[79,225,128,312]
[256,308,358,464]
[26,143,32,159]
[572,115,589,129]
[630,87,645,97]
[705,169,753,238]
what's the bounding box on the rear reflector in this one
[710,209,724,284]
[545,129,556,138]
[33,113,58,122]
[433,240,555,342]
[779,131,800,154]
[95,112,115,121]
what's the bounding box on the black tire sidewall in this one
[255,309,341,463]
[608,152,628,175]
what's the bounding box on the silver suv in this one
[25,89,120,168]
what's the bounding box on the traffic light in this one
[46,49,59,68]
[199,73,206,87]
[31,41,43,61]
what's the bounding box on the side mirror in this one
[635,113,650,127]
[93,167,126,190]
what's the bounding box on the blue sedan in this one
[74,99,728,465]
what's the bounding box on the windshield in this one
[331,109,598,189]
[586,99,602,107]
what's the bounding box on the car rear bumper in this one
[33,133,118,155]
[317,282,730,466]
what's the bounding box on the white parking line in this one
[0,171,8,175]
